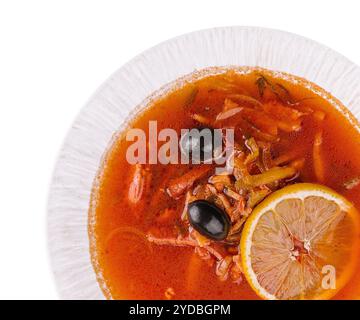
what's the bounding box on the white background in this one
[1,0,360,300]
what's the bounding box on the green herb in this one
[255,74,294,105]
[255,75,266,98]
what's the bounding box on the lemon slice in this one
[240,183,360,300]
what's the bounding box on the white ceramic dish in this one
[47,26,360,299]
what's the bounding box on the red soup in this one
[90,68,360,300]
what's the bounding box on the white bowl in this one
[47,26,360,299]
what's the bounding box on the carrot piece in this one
[313,131,325,182]
[226,94,263,109]
[203,72,240,92]
[246,122,279,142]
[208,174,232,186]
[223,187,242,201]
[215,107,243,121]
[263,101,304,121]
[241,108,278,136]
[166,165,211,199]
[192,113,213,126]
[289,158,305,171]
[272,149,302,166]
[275,119,302,132]
[223,98,239,110]
[263,101,303,132]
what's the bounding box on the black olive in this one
[187,200,230,241]
[180,127,221,163]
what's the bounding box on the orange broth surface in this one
[90,69,360,299]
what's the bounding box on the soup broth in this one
[90,68,360,299]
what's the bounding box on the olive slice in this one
[180,128,221,163]
[187,200,230,241]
